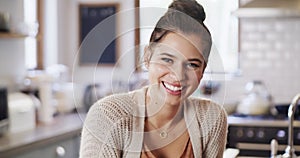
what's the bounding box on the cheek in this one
[188,71,203,84]
[197,72,203,82]
[148,64,169,81]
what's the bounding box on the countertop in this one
[0,113,86,157]
[228,115,300,127]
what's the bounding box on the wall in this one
[57,0,136,94]
[1,0,298,105]
[224,17,300,104]
[61,0,299,104]
[0,0,26,90]
[0,0,136,109]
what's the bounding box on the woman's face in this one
[145,32,205,106]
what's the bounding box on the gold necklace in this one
[144,91,185,139]
[146,119,171,139]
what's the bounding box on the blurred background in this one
[0,0,300,157]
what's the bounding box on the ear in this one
[143,45,151,69]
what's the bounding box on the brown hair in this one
[148,0,212,63]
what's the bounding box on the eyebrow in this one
[159,52,175,58]
[189,58,203,64]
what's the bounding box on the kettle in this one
[236,80,273,115]
[83,84,102,112]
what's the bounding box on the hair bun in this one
[168,0,206,23]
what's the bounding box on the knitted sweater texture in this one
[80,87,228,158]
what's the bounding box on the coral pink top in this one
[140,138,194,158]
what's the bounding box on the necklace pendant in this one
[160,131,168,138]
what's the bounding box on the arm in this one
[203,106,228,158]
[79,101,123,158]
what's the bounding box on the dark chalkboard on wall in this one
[79,3,119,66]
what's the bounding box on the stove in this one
[227,115,300,157]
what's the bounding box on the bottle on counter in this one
[35,73,55,124]
[20,70,55,124]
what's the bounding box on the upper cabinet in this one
[233,0,300,18]
[0,0,38,39]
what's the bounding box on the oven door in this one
[227,125,300,157]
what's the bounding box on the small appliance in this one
[8,92,36,133]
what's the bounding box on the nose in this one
[169,64,186,81]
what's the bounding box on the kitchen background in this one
[0,0,300,157]
[0,0,299,105]
[231,0,300,105]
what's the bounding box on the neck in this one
[145,95,184,128]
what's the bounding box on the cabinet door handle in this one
[56,146,66,157]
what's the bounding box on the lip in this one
[162,81,183,96]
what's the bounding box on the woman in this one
[80,0,227,157]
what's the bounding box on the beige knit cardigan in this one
[80,86,228,158]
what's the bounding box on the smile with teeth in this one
[162,82,182,92]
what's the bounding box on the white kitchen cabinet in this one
[0,113,85,158]
[13,135,80,158]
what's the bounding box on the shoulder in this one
[81,92,139,154]
[188,97,225,111]
[86,87,146,121]
[88,92,135,120]
[82,92,137,140]
[188,97,227,121]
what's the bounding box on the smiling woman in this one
[80,0,227,157]
[144,33,206,105]
[139,0,239,73]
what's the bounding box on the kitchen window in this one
[24,0,38,69]
[25,0,58,70]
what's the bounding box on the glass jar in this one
[236,80,272,115]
